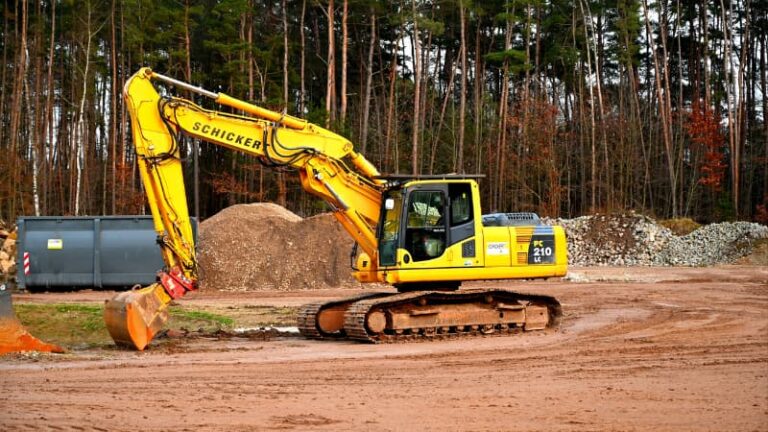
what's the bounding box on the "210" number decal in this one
[528,236,555,264]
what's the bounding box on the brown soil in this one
[1,265,766,431]
[580,213,640,256]
[659,217,702,236]
[198,203,358,291]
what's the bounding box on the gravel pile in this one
[545,213,768,267]
[652,222,768,266]
[197,203,357,291]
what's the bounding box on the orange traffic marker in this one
[0,288,64,355]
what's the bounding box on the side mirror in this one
[385,198,395,210]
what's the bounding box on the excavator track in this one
[297,291,392,339]
[343,289,561,343]
[298,289,561,343]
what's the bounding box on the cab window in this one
[449,184,472,225]
[406,191,446,262]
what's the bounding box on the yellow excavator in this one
[104,68,567,350]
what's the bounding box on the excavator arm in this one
[104,68,384,350]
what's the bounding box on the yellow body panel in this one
[375,264,568,285]
[353,223,568,284]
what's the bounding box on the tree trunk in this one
[186,0,200,218]
[385,28,400,173]
[110,0,118,214]
[44,0,58,215]
[495,13,513,212]
[411,0,421,175]
[74,3,95,216]
[430,50,458,174]
[360,11,376,154]
[300,0,306,115]
[735,0,750,216]
[8,0,28,218]
[457,0,467,173]
[474,19,484,174]
[643,0,677,217]
[283,0,289,108]
[658,0,677,216]
[340,0,348,123]
[719,0,737,216]
[25,70,40,215]
[582,0,608,209]
[762,31,768,200]
[278,0,290,207]
[578,0,598,211]
[326,0,336,127]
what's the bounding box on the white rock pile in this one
[543,213,768,267]
[652,222,768,266]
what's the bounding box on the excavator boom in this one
[105,68,386,349]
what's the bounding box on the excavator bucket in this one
[103,283,172,351]
[0,288,64,355]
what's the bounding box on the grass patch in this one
[13,302,238,350]
[12,302,298,350]
[659,218,702,236]
[15,303,111,348]
[170,308,235,327]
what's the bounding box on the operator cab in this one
[377,176,479,268]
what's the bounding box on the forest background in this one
[0,0,766,224]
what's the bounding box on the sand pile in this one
[197,203,358,291]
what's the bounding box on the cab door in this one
[404,190,447,263]
[445,183,476,267]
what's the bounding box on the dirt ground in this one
[1,265,766,431]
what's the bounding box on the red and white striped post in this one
[23,252,30,276]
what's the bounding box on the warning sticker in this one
[47,239,63,250]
